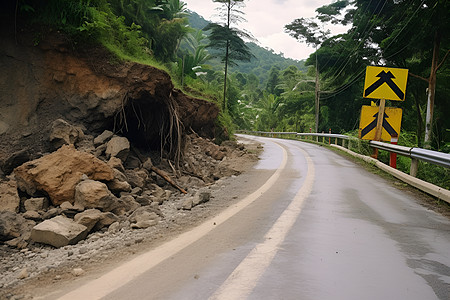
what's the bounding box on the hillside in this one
[187,11,307,84]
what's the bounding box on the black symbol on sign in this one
[364,71,404,100]
[360,111,397,138]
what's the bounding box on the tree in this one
[285,16,330,132]
[205,0,253,112]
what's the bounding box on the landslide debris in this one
[0,119,258,299]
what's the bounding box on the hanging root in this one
[162,91,183,170]
[113,92,130,134]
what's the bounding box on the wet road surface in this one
[56,135,450,300]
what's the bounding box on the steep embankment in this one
[0,28,219,174]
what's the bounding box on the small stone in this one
[94,130,114,147]
[79,247,88,255]
[108,221,120,233]
[17,268,28,279]
[72,268,85,277]
[181,197,193,210]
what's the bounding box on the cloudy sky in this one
[182,0,349,61]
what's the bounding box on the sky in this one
[182,0,349,61]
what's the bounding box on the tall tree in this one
[205,0,253,112]
[285,16,330,132]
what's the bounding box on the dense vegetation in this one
[285,0,450,151]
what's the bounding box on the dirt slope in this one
[0,27,219,175]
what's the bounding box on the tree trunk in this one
[424,31,440,147]
[413,87,424,147]
[314,53,320,133]
[222,0,232,113]
[223,41,229,112]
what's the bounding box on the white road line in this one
[209,146,315,300]
[54,141,288,300]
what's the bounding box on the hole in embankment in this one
[112,92,183,163]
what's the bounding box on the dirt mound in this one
[0,29,219,175]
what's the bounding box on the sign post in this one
[372,99,386,158]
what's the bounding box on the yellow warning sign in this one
[363,66,408,101]
[359,106,402,141]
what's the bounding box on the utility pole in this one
[314,51,320,133]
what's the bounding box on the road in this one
[55,135,450,300]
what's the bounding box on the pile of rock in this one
[0,119,218,250]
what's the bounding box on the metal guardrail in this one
[369,141,411,157]
[410,148,450,168]
[237,130,450,177]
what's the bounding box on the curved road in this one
[54,135,450,300]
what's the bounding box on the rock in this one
[14,145,114,206]
[94,130,114,147]
[0,211,34,241]
[181,197,193,210]
[1,149,30,175]
[129,207,160,229]
[17,268,29,279]
[205,144,225,160]
[107,179,131,194]
[135,195,153,206]
[112,168,128,182]
[150,183,166,198]
[24,197,48,212]
[112,195,141,216]
[42,207,61,220]
[149,184,170,205]
[107,157,125,173]
[74,209,102,232]
[108,221,120,233]
[0,178,20,213]
[60,201,74,210]
[71,268,85,277]
[94,144,107,158]
[74,179,117,212]
[49,119,81,148]
[142,158,153,171]
[5,237,29,249]
[131,187,142,195]
[30,216,88,248]
[105,136,130,161]
[75,134,95,153]
[192,190,211,207]
[124,154,141,169]
[125,169,148,188]
[22,211,41,221]
[93,212,119,231]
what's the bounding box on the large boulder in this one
[14,145,114,206]
[74,179,117,211]
[0,178,20,213]
[30,216,88,248]
[105,136,130,161]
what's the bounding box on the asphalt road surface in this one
[55,135,450,300]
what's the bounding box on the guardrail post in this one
[390,135,398,169]
[410,158,418,177]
